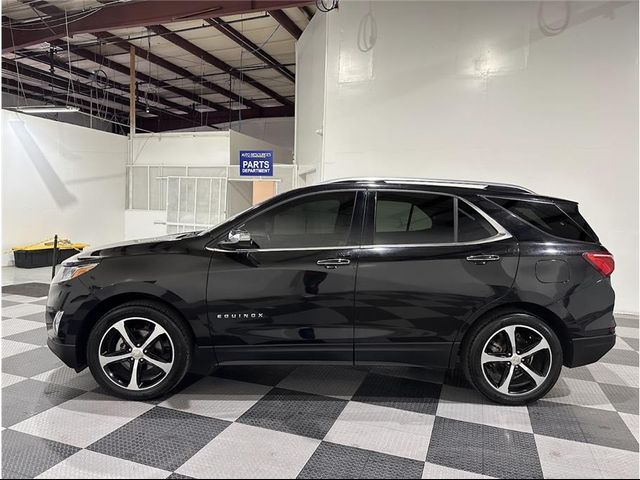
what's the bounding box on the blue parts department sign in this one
[240,150,273,176]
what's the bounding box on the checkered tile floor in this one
[2,283,638,479]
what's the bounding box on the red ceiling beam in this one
[269,9,302,40]
[3,0,313,52]
[138,105,294,132]
[206,18,295,83]
[148,24,293,107]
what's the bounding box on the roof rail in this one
[321,177,535,194]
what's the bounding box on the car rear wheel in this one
[87,301,192,401]
[462,312,563,405]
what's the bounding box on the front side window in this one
[240,191,356,249]
[373,192,498,245]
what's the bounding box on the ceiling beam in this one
[1,58,175,118]
[268,10,302,40]
[92,30,259,110]
[16,50,192,114]
[49,40,227,113]
[138,105,294,132]
[3,0,313,52]
[206,18,295,84]
[148,24,293,107]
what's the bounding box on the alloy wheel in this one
[481,324,552,396]
[98,317,174,391]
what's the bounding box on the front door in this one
[207,189,364,364]
[354,190,519,368]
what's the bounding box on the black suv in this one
[46,178,616,405]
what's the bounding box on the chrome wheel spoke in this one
[522,337,550,358]
[112,320,135,349]
[520,363,546,387]
[481,352,509,365]
[99,352,131,368]
[502,325,518,355]
[127,358,141,390]
[497,364,515,394]
[144,356,172,374]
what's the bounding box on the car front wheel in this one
[87,301,192,401]
[462,312,563,405]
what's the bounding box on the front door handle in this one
[466,254,500,265]
[317,258,351,269]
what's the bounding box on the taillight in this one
[583,251,615,277]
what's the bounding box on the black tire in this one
[87,300,192,401]
[462,311,563,405]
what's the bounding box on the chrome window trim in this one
[206,190,513,253]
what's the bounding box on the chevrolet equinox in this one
[46,178,616,405]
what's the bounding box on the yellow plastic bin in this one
[12,239,88,269]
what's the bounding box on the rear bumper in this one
[564,334,615,368]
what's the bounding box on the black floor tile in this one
[426,416,543,479]
[298,441,424,479]
[2,379,84,427]
[2,347,64,377]
[2,283,50,298]
[351,372,441,415]
[238,387,347,440]
[600,383,639,415]
[5,327,48,346]
[1,429,79,478]
[528,401,639,452]
[212,365,297,387]
[88,406,230,471]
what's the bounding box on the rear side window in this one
[491,198,594,242]
[374,192,497,245]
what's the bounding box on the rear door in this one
[354,190,519,368]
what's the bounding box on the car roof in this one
[302,177,576,204]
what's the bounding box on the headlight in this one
[52,263,99,283]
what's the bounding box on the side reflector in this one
[583,251,615,277]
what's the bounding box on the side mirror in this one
[220,228,251,247]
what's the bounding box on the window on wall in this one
[373,192,498,245]
[241,191,356,249]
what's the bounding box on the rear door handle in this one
[466,254,500,264]
[317,258,351,269]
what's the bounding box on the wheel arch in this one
[453,301,570,367]
[76,292,195,368]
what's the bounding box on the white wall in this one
[228,117,295,150]
[297,1,639,314]
[2,110,127,264]
[130,131,231,167]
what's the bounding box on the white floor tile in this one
[1,372,27,388]
[422,462,494,479]
[10,391,154,448]
[435,385,533,433]
[177,422,320,479]
[2,302,45,319]
[324,401,434,461]
[588,363,639,388]
[2,266,52,286]
[1,318,43,337]
[589,441,640,479]
[535,434,602,478]
[277,365,367,400]
[1,294,40,304]
[1,338,40,358]
[36,450,170,479]
[619,412,639,442]
[616,326,639,339]
[33,366,99,391]
[159,376,271,422]
[545,377,616,411]
[615,337,635,351]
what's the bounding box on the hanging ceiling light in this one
[15,105,80,114]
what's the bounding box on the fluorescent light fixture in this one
[15,105,80,114]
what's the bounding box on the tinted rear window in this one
[491,198,595,242]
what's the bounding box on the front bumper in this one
[47,336,84,371]
[564,333,616,368]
